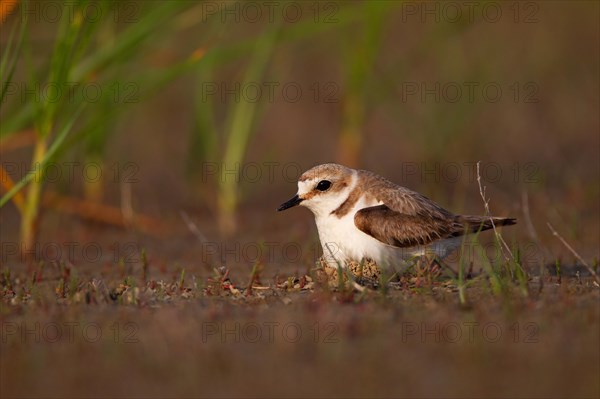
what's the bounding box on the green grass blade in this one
[217,22,281,233]
[0,0,28,106]
[0,104,86,208]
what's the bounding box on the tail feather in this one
[456,215,517,234]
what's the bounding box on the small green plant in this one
[246,262,262,296]
[179,268,186,291]
[512,245,529,297]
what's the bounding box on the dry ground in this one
[1,250,599,398]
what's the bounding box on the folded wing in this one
[354,171,516,248]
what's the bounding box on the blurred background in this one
[1,0,599,275]
[1,3,599,399]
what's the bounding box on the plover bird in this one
[277,163,516,270]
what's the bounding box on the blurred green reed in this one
[0,0,197,249]
[217,22,281,235]
[1,0,395,245]
[186,3,372,235]
[338,1,388,167]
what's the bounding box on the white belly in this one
[317,213,390,265]
[314,196,403,269]
[315,205,463,270]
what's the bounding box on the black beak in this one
[277,194,303,211]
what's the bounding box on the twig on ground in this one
[476,161,514,262]
[522,190,551,259]
[180,211,208,243]
[547,222,599,284]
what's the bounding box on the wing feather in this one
[354,170,516,248]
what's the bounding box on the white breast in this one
[314,193,389,267]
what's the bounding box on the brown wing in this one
[357,169,456,218]
[353,170,516,247]
[354,205,516,248]
[354,205,459,247]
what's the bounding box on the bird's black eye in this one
[316,180,332,191]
